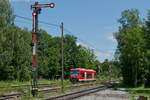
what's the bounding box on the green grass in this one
[0,79,71,87]
[0,80,28,95]
[0,79,71,96]
[109,81,150,99]
[96,75,122,82]
[0,79,72,100]
[126,85,150,99]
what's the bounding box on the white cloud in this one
[96,51,113,58]
[108,35,117,43]
[76,42,89,48]
[76,41,115,62]
[106,32,117,43]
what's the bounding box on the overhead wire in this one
[64,28,116,53]
[15,14,116,54]
[15,15,60,27]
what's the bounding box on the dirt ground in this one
[74,89,129,100]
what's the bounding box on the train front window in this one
[71,70,79,76]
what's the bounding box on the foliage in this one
[0,27,99,81]
[0,0,31,81]
[144,10,150,87]
[37,30,98,79]
[0,26,31,81]
[98,59,121,80]
[115,9,148,86]
[0,0,15,27]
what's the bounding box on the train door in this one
[84,72,87,80]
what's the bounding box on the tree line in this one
[115,9,150,87]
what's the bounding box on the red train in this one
[70,68,96,82]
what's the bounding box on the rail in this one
[45,82,114,100]
[0,81,117,99]
[0,92,22,100]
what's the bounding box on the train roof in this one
[70,68,96,72]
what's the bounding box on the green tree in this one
[38,30,61,79]
[0,0,15,27]
[0,26,31,81]
[99,59,121,80]
[144,10,150,86]
[115,9,146,86]
[37,32,99,79]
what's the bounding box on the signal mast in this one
[31,2,55,96]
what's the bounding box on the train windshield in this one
[70,70,79,76]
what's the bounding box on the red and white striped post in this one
[31,2,55,96]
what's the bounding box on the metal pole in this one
[61,22,64,92]
[31,6,38,97]
[31,2,55,96]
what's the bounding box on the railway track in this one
[0,92,22,100]
[45,83,114,100]
[38,81,107,93]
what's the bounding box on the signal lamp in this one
[49,3,55,8]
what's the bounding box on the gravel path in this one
[74,89,129,100]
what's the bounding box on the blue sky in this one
[10,0,150,62]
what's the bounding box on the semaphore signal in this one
[31,1,55,97]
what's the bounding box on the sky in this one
[10,0,150,62]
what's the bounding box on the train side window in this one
[81,73,84,78]
[87,73,92,78]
